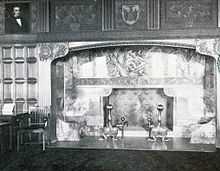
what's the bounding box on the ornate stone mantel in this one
[36,39,220,146]
[37,39,220,71]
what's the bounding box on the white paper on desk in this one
[2,103,15,115]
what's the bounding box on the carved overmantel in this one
[36,39,220,104]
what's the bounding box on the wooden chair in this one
[16,107,50,152]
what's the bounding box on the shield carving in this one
[121,4,140,25]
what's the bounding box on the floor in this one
[0,144,220,171]
[48,137,216,152]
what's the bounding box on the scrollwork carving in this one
[195,39,220,72]
[38,42,69,61]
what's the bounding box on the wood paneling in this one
[0,44,38,115]
[146,0,160,30]
[161,0,218,29]
[102,0,115,31]
[2,28,220,44]
[51,0,101,32]
[37,0,50,32]
[0,1,4,34]
[0,0,218,38]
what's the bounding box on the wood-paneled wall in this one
[0,44,38,114]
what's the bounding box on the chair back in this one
[29,106,50,128]
[15,113,30,129]
[15,106,50,129]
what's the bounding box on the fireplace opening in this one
[103,88,174,131]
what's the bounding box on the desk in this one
[0,115,15,152]
[0,122,10,153]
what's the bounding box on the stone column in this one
[37,42,69,108]
[37,42,69,142]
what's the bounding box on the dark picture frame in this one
[5,2,31,34]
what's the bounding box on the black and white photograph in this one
[0,0,220,171]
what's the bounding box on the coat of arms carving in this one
[121,4,140,25]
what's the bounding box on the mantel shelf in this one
[1,28,220,44]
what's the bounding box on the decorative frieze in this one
[161,0,217,29]
[52,0,101,32]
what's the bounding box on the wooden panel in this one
[52,0,101,32]
[35,28,220,43]
[0,1,4,34]
[146,0,160,30]
[115,0,147,30]
[27,46,36,57]
[15,83,24,100]
[161,0,218,29]
[3,83,13,102]
[37,0,50,32]
[15,102,24,113]
[15,47,24,58]
[3,63,12,79]
[27,83,37,101]
[0,46,2,114]
[102,0,115,31]
[27,46,37,78]
[0,44,38,114]
[15,63,25,78]
[2,27,220,44]
[3,47,12,58]
[27,63,37,78]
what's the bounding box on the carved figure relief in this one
[54,1,99,32]
[162,0,217,28]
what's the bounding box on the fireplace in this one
[50,43,216,147]
[105,88,173,132]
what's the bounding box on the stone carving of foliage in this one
[106,49,146,77]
